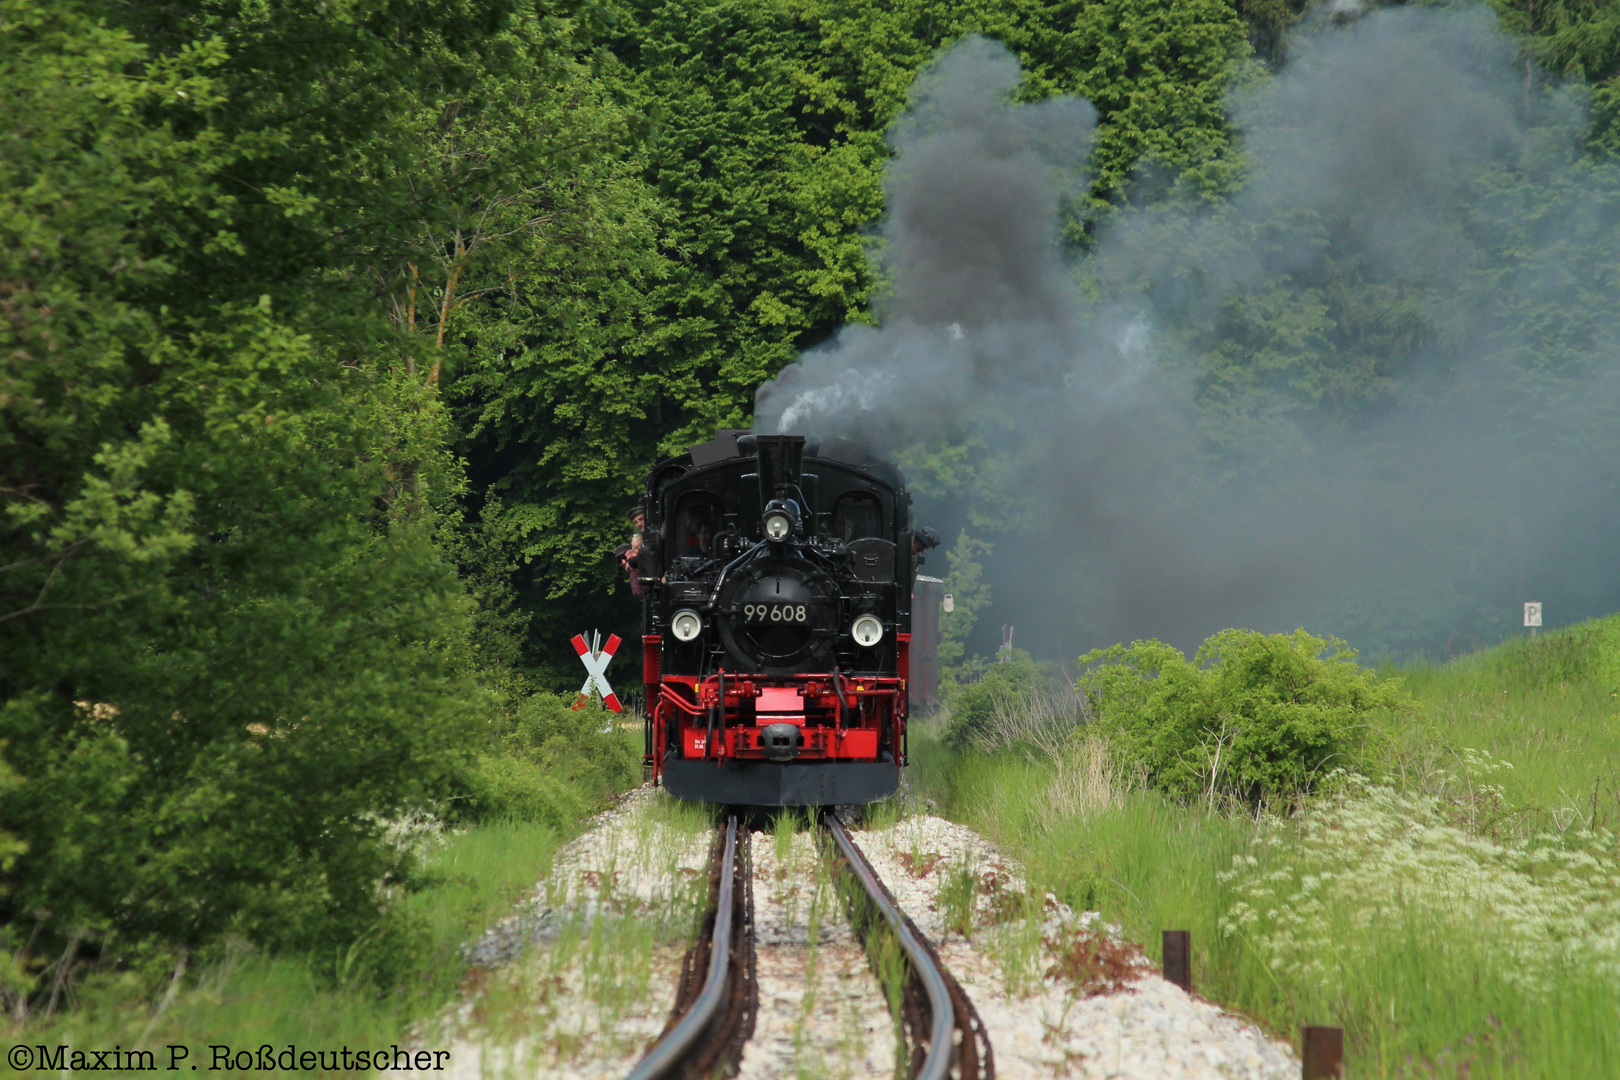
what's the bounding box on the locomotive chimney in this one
[745,434,806,503]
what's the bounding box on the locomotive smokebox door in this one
[717,562,837,673]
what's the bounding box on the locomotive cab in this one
[639,432,918,805]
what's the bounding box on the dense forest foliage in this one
[452,0,1620,668]
[4,0,1618,1002]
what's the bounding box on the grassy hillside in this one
[1385,618,1620,825]
[912,619,1620,1078]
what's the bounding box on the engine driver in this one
[684,518,715,559]
[912,526,941,564]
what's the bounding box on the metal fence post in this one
[1161,930,1190,992]
[1301,1025,1344,1079]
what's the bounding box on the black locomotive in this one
[635,431,928,805]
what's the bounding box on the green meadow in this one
[912,618,1620,1078]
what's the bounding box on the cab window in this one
[832,493,883,542]
[675,495,723,559]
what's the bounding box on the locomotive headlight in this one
[670,609,703,642]
[761,498,799,541]
[850,614,884,647]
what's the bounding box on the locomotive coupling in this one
[759,722,803,762]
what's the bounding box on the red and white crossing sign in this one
[571,630,623,712]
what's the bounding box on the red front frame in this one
[644,635,908,783]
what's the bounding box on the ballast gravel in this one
[849,811,1301,1080]
[736,829,895,1080]
[408,786,713,1080]
[396,787,1300,1080]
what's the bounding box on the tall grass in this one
[1382,616,1620,830]
[915,616,1620,1078]
[911,735,1254,985]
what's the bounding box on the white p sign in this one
[1524,602,1543,628]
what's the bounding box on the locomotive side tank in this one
[638,431,919,805]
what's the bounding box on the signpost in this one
[571,630,623,712]
[1524,602,1542,640]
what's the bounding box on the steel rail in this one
[625,816,738,1080]
[825,814,955,1080]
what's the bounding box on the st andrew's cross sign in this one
[570,630,622,712]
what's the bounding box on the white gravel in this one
[736,828,896,1080]
[397,790,1300,1080]
[850,812,1301,1080]
[408,787,714,1080]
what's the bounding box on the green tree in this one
[0,0,589,991]
[1488,0,1620,154]
[439,63,672,669]
[793,0,1253,209]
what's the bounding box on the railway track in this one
[826,813,994,1080]
[626,816,756,1080]
[624,811,992,1080]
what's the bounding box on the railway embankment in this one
[411,786,1299,1079]
[853,812,1297,1080]
[424,787,713,1080]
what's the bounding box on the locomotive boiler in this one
[636,432,928,805]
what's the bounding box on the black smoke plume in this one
[756,9,1620,659]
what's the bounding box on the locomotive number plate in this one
[743,603,808,623]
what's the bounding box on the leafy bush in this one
[458,694,640,826]
[1079,629,1411,803]
[943,653,1041,750]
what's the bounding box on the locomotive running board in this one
[661,754,898,806]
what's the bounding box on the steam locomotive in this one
[635,431,935,805]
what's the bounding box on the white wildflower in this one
[1219,765,1620,995]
